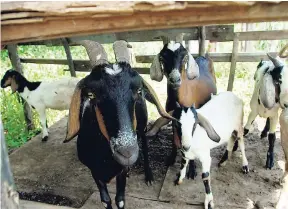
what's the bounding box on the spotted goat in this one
[173,91,249,209]
[1,70,81,141]
[244,53,287,169]
[147,42,217,178]
[64,40,176,209]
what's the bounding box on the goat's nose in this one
[169,77,181,83]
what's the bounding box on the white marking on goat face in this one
[179,108,195,149]
[118,201,124,208]
[105,64,122,75]
[167,43,181,52]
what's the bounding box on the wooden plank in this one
[2,2,288,44]
[7,45,34,131]
[211,30,288,42]
[1,117,20,209]
[64,67,150,74]
[227,33,240,91]
[135,52,279,63]
[61,38,76,77]
[198,26,206,56]
[17,25,233,45]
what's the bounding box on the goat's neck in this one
[19,87,32,100]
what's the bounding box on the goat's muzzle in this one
[110,135,139,166]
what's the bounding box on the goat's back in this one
[196,92,243,145]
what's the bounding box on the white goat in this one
[1,70,81,141]
[173,91,249,209]
[244,54,287,169]
[276,108,288,209]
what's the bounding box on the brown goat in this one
[147,43,217,172]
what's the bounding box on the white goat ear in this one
[197,112,220,143]
[150,54,163,82]
[186,53,199,80]
[260,73,276,109]
[64,86,82,143]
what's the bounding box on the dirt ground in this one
[9,116,286,209]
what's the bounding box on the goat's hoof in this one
[260,131,268,139]
[208,201,214,209]
[174,178,182,186]
[243,128,249,136]
[242,165,249,174]
[42,136,48,142]
[145,169,154,186]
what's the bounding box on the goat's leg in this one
[244,111,257,136]
[115,171,127,209]
[38,107,48,141]
[260,118,270,139]
[199,153,214,209]
[218,135,234,167]
[238,136,249,174]
[92,174,113,209]
[266,115,278,169]
[186,152,197,180]
[175,154,189,185]
[139,131,154,185]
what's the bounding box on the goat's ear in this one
[10,76,18,93]
[150,54,163,82]
[197,112,220,143]
[260,73,276,109]
[64,87,82,143]
[142,78,178,122]
[186,53,200,80]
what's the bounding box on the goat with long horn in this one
[65,40,177,209]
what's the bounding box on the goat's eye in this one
[88,92,95,99]
[137,88,142,94]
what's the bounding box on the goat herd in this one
[1,40,288,209]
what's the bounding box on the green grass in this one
[0,37,286,150]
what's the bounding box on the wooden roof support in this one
[227,33,240,91]
[61,38,76,77]
[1,1,288,44]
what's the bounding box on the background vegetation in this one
[1,22,287,150]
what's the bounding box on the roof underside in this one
[1,1,288,44]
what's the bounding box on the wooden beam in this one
[7,45,34,131]
[61,38,76,77]
[17,25,233,45]
[1,117,20,209]
[227,33,240,91]
[64,67,150,74]
[2,1,288,44]
[198,26,206,56]
[135,52,278,63]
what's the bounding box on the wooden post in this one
[7,44,34,131]
[61,38,76,77]
[1,117,20,209]
[198,26,206,56]
[227,33,239,91]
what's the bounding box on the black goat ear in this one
[64,87,82,143]
[197,113,220,143]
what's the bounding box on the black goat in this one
[64,40,176,209]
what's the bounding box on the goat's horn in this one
[142,78,178,122]
[267,53,283,67]
[71,40,108,67]
[113,40,132,65]
[279,43,288,58]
